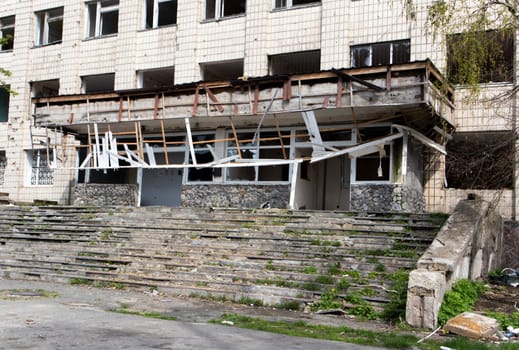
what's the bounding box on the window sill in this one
[138,24,177,32]
[83,33,118,42]
[32,41,62,49]
[0,49,13,53]
[201,13,246,23]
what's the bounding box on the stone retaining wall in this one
[350,184,425,212]
[181,184,290,208]
[406,199,503,329]
[73,184,138,206]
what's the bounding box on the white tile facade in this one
[0,0,515,216]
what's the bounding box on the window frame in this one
[26,149,54,186]
[0,16,15,52]
[35,7,64,46]
[224,129,291,184]
[273,0,320,10]
[184,133,217,184]
[351,39,410,68]
[143,0,177,29]
[85,0,119,39]
[204,0,246,21]
[350,128,395,184]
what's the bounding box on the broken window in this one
[447,30,514,84]
[35,7,63,46]
[144,0,177,29]
[0,16,15,51]
[200,59,243,81]
[31,79,60,98]
[27,149,54,186]
[187,134,217,182]
[205,0,246,20]
[351,40,410,68]
[269,50,321,75]
[353,127,393,182]
[137,67,175,88]
[0,86,9,122]
[86,0,119,38]
[274,0,320,9]
[0,151,5,185]
[446,131,514,189]
[226,130,289,183]
[82,73,115,93]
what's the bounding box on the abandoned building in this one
[0,0,516,218]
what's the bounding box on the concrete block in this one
[406,269,446,329]
[444,312,499,339]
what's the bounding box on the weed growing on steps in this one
[380,270,409,322]
[302,265,317,274]
[99,228,112,240]
[70,278,93,286]
[237,296,263,307]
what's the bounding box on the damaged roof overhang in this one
[33,59,455,135]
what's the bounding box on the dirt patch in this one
[473,284,519,315]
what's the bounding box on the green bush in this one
[438,279,486,325]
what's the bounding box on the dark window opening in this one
[446,131,514,189]
[201,59,243,81]
[138,67,175,88]
[0,86,9,122]
[188,134,216,182]
[31,79,60,98]
[355,145,390,181]
[82,73,115,93]
[0,16,15,51]
[144,0,177,28]
[205,0,246,20]
[269,50,321,75]
[351,40,410,68]
[447,30,514,84]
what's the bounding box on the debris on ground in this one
[489,268,519,287]
[443,312,500,340]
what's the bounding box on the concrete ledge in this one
[406,199,503,329]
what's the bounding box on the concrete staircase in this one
[0,205,446,311]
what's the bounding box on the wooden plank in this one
[337,77,343,108]
[118,97,123,122]
[203,85,225,113]
[228,116,242,158]
[192,85,199,117]
[153,94,159,120]
[160,120,169,165]
[274,115,287,160]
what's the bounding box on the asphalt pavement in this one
[0,279,391,350]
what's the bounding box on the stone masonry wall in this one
[181,185,290,208]
[73,184,138,206]
[350,184,425,212]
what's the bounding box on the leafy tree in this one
[401,1,519,192]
